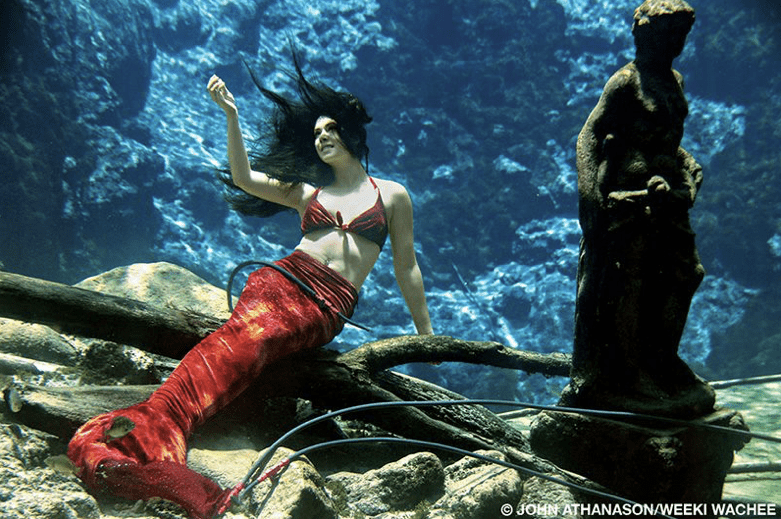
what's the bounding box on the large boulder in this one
[74,261,232,319]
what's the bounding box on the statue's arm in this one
[579,70,644,209]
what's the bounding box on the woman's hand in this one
[207,75,237,116]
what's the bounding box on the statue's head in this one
[632,0,695,29]
[632,0,695,60]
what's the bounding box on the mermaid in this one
[67,55,434,518]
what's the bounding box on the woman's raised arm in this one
[207,75,308,211]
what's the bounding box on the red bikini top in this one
[301,177,388,250]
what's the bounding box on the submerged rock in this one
[0,423,102,519]
[75,262,232,320]
[326,452,445,516]
[518,476,580,518]
[429,450,523,518]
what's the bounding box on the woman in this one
[67,59,433,519]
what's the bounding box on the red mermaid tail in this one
[67,252,357,518]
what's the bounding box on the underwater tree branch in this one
[340,334,571,377]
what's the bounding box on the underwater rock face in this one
[1,0,158,279]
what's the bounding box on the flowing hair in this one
[218,52,373,217]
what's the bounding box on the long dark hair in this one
[219,53,373,217]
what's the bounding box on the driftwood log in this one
[0,271,223,359]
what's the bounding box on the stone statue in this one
[560,0,715,417]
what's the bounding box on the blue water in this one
[2,0,780,400]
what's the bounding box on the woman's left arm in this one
[386,183,434,335]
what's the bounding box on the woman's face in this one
[314,116,350,165]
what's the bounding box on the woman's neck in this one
[330,157,368,190]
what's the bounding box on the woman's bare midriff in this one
[294,229,382,291]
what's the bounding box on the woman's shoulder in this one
[372,177,409,200]
[371,178,413,223]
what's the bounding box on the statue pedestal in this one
[529,408,749,507]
